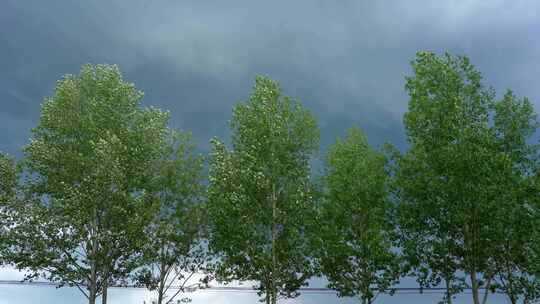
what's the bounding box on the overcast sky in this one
[1,1,539,303]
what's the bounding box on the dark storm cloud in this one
[1,0,539,157]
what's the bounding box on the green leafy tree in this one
[207,76,319,304]
[315,127,400,304]
[532,172,540,288]
[0,152,18,264]
[134,131,210,304]
[396,52,500,304]
[7,64,169,304]
[395,52,540,304]
[488,91,540,304]
[392,145,466,304]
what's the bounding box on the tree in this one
[488,91,540,304]
[133,131,210,304]
[395,52,540,304]
[315,127,400,304]
[392,145,466,304]
[207,76,319,304]
[531,172,540,297]
[0,152,18,264]
[396,52,500,304]
[7,64,169,304]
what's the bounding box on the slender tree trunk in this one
[481,277,491,304]
[89,214,99,304]
[158,283,165,304]
[444,278,453,304]
[89,258,98,304]
[157,261,166,304]
[102,281,108,304]
[465,221,480,304]
[265,288,271,304]
[506,260,517,304]
[506,280,517,304]
[361,296,371,304]
[271,183,278,304]
[264,280,274,304]
[89,289,97,304]
[102,261,110,304]
[470,271,480,304]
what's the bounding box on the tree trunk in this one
[361,296,372,304]
[264,281,275,304]
[465,222,480,304]
[270,183,278,304]
[445,278,453,304]
[265,289,271,304]
[470,271,480,304]
[158,286,164,304]
[89,251,98,304]
[88,279,97,304]
[89,215,99,304]
[481,276,491,304]
[102,264,110,304]
[157,261,166,304]
[102,282,108,304]
[505,260,517,304]
[89,294,96,304]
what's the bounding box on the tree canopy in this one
[315,127,400,304]
[394,52,540,304]
[207,76,319,304]
[133,131,209,304]
[5,64,170,304]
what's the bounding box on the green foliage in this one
[207,76,319,304]
[487,91,540,304]
[0,153,16,201]
[0,152,18,264]
[315,127,400,304]
[7,64,169,304]
[397,52,493,302]
[395,51,540,304]
[133,131,210,304]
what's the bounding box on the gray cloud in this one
[2,0,539,156]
